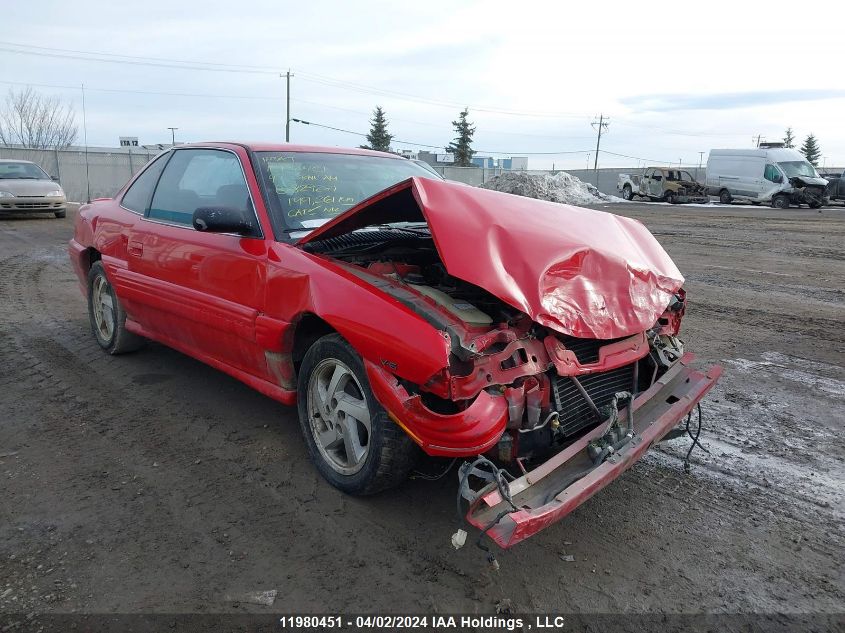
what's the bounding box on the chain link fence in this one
[0,145,159,202]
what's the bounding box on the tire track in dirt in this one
[2,209,844,616]
[1,246,489,612]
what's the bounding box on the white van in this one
[706,148,828,208]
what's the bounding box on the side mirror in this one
[51,175,60,182]
[192,207,256,236]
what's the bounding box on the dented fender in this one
[365,360,508,456]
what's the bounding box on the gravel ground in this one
[0,202,842,627]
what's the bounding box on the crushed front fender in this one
[466,354,722,548]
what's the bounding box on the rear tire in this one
[297,333,419,495]
[772,195,790,209]
[719,189,732,205]
[622,184,633,200]
[665,191,677,204]
[87,262,145,354]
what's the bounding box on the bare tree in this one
[0,87,78,149]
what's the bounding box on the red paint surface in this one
[301,177,685,339]
[68,142,709,474]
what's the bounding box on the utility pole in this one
[697,151,705,180]
[754,134,762,148]
[282,70,293,142]
[80,83,91,204]
[591,114,609,185]
[167,127,178,145]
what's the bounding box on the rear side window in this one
[149,149,253,226]
[121,153,168,214]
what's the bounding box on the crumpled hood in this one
[298,177,684,339]
[790,175,828,188]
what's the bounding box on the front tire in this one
[297,334,419,495]
[772,194,790,209]
[622,184,633,200]
[719,189,732,205]
[54,209,66,219]
[665,191,677,204]
[87,262,144,354]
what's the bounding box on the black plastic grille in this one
[555,334,628,365]
[551,363,636,437]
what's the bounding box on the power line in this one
[0,45,279,75]
[291,118,592,155]
[0,79,279,100]
[0,40,281,71]
[0,40,754,141]
[0,40,594,119]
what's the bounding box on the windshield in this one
[255,151,443,233]
[777,161,818,178]
[0,161,50,180]
[665,170,694,182]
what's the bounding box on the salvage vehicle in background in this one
[0,159,67,218]
[616,173,641,200]
[68,142,721,548]
[820,170,844,203]
[706,148,828,208]
[618,168,708,203]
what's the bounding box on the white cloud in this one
[2,0,844,168]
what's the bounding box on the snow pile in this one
[479,171,616,206]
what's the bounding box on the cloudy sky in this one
[3,0,844,169]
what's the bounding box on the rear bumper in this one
[68,238,89,295]
[466,354,722,548]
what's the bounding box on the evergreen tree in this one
[360,106,393,152]
[446,108,476,167]
[782,127,795,149]
[799,134,821,167]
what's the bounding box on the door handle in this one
[128,240,144,257]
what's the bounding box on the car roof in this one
[0,158,37,164]
[177,142,404,160]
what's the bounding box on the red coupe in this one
[69,143,721,548]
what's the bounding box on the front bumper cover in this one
[466,353,722,548]
[0,196,66,212]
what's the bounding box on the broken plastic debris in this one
[560,554,576,562]
[451,529,467,550]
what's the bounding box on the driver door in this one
[126,147,270,377]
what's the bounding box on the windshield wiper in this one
[369,223,430,235]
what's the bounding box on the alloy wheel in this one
[91,275,115,342]
[306,358,372,475]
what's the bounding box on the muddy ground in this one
[0,202,843,624]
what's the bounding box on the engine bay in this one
[305,227,687,464]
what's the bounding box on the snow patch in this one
[725,352,845,399]
[479,171,620,206]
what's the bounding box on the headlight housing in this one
[46,189,64,197]
[0,191,14,198]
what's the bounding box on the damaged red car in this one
[69,143,721,548]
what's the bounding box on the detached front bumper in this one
[466,353,722,548]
